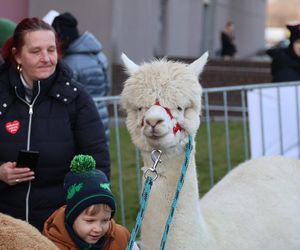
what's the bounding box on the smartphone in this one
[17,150,40,171]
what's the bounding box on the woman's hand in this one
[0,162,35,185]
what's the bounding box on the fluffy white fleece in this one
[120,53,300,250]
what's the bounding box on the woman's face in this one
[14,30,57,86]
[293,39,300,58]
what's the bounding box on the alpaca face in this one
[136,101,185,150]
[120,53,208,152]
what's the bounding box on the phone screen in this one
[17,150,40,171]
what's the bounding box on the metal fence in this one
[93,80,300,227]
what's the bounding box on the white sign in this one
[248,86,300,159]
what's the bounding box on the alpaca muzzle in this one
[141,101,182,135]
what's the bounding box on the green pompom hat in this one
[64,154,116,226]
[70,154,96,173]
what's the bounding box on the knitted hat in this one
[0,18,16,47]
[52,12,79,50]
[64,155,116,226]
[287,23,300,45]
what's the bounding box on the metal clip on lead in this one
[144,149,162,181]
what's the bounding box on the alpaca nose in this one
[145,118,164,128]
[144,105,168,128]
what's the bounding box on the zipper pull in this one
[29,105,33,115]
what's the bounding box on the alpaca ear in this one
[188,51,209,77]
[121,53,139,75]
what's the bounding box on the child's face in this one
[73,206,111,244]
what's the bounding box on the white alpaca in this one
[120,53,300,250]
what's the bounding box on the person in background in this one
[266,23,300,82]
[220,21,237,59]
[51,12,111,145]
[43,155,139,250]
[0,18,16,63]
[0,17,110,231]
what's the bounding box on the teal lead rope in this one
[159,135,193,249]
[126,176,154,250]
[126,135,193,250]
[126,148,162,250]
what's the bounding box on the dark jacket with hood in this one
[0,61,110,231]
[267,46,300,82]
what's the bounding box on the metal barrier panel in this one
[93,80,300,228]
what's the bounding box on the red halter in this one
[140,101,182,134]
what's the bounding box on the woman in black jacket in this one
[0,17,110,231]
[267,23,300,82]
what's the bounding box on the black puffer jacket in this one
[266,47,300,82]
[0,61,110,230]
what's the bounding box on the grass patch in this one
[109,121,248,229]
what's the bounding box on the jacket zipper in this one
[15,81,41,222]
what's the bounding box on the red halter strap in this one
[155,101,173,119]
[155,101,182,134]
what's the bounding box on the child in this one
[43,154,137,250]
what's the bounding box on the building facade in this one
[1,0,267,63]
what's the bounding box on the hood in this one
[65,31,103,55]
[43,206,77,249]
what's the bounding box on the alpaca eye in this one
[177,106,183,111]
[138,107,143,111]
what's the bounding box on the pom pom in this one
[70,154,96,173]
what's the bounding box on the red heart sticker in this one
[5,120,20,135]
